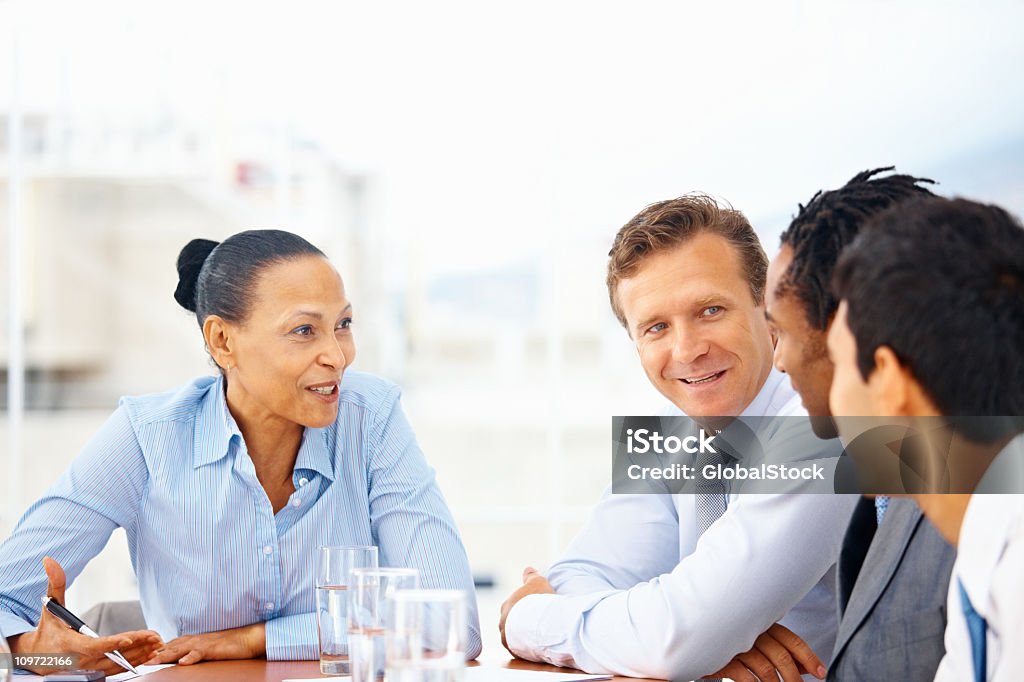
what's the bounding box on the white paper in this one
[280,670,608,682]
[108,663,176,680]
[465,668,611,682]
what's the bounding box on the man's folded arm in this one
[506,493,856,679]
[546,489,680,595]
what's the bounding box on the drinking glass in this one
[348,567,419,682]
[316,545,378,675]
[0,627,11,682]
[386,589,467,682]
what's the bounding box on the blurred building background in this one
[3,0,1024,655]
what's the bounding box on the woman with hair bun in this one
[0,230,481,672]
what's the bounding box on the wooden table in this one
[137,657,665,681]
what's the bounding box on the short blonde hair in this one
[606,193,767,328]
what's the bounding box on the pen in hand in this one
[42,596,140,675]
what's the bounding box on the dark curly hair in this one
[777,167,934,330]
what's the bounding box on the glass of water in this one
[0,625,12,682]
[317,545,378,675]
[348,567,420,682]
[386,589,468,682]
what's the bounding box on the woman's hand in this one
[8,557,163,675]
[144,622,267,665]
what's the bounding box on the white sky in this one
[4,0,1024,273]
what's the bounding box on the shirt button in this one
[292,498,302,507]
[265,602,275,610]
[298,477,308,487]
[263,545,273,555]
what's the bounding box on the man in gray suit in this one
[763,168,956,681]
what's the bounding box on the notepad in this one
[108,663,176,680]
[466,668,611,682]
[283,669,610,682]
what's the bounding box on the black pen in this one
[42,596,140,674]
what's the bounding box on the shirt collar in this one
[740,368,795,417]
[955,434,1024,612]
[955,487,1024,613]
[193,374,239,469]
[192,374,335,482]
[295,426,335,482]
[975,432,1024,493]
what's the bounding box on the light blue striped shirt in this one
[0,371,481,660]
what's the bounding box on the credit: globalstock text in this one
[625,462,827,481]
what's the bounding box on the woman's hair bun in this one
[174,238,219,312]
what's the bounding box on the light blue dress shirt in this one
[505,369,858,679]
[0,371,481,660]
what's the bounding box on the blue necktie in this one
[958,579,987,682]
[874,495,890,525]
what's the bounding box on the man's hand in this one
[499,567,555,655]
[143,621,266,665]
[9,557,163,675]
[706,622,826,682]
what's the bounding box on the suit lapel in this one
[832,499,923,661]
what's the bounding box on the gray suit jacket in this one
[828,497,955,681]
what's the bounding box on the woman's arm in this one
[0,406,162,669]
[366,385,483,659]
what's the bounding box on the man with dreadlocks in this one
[760,167,956,681]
